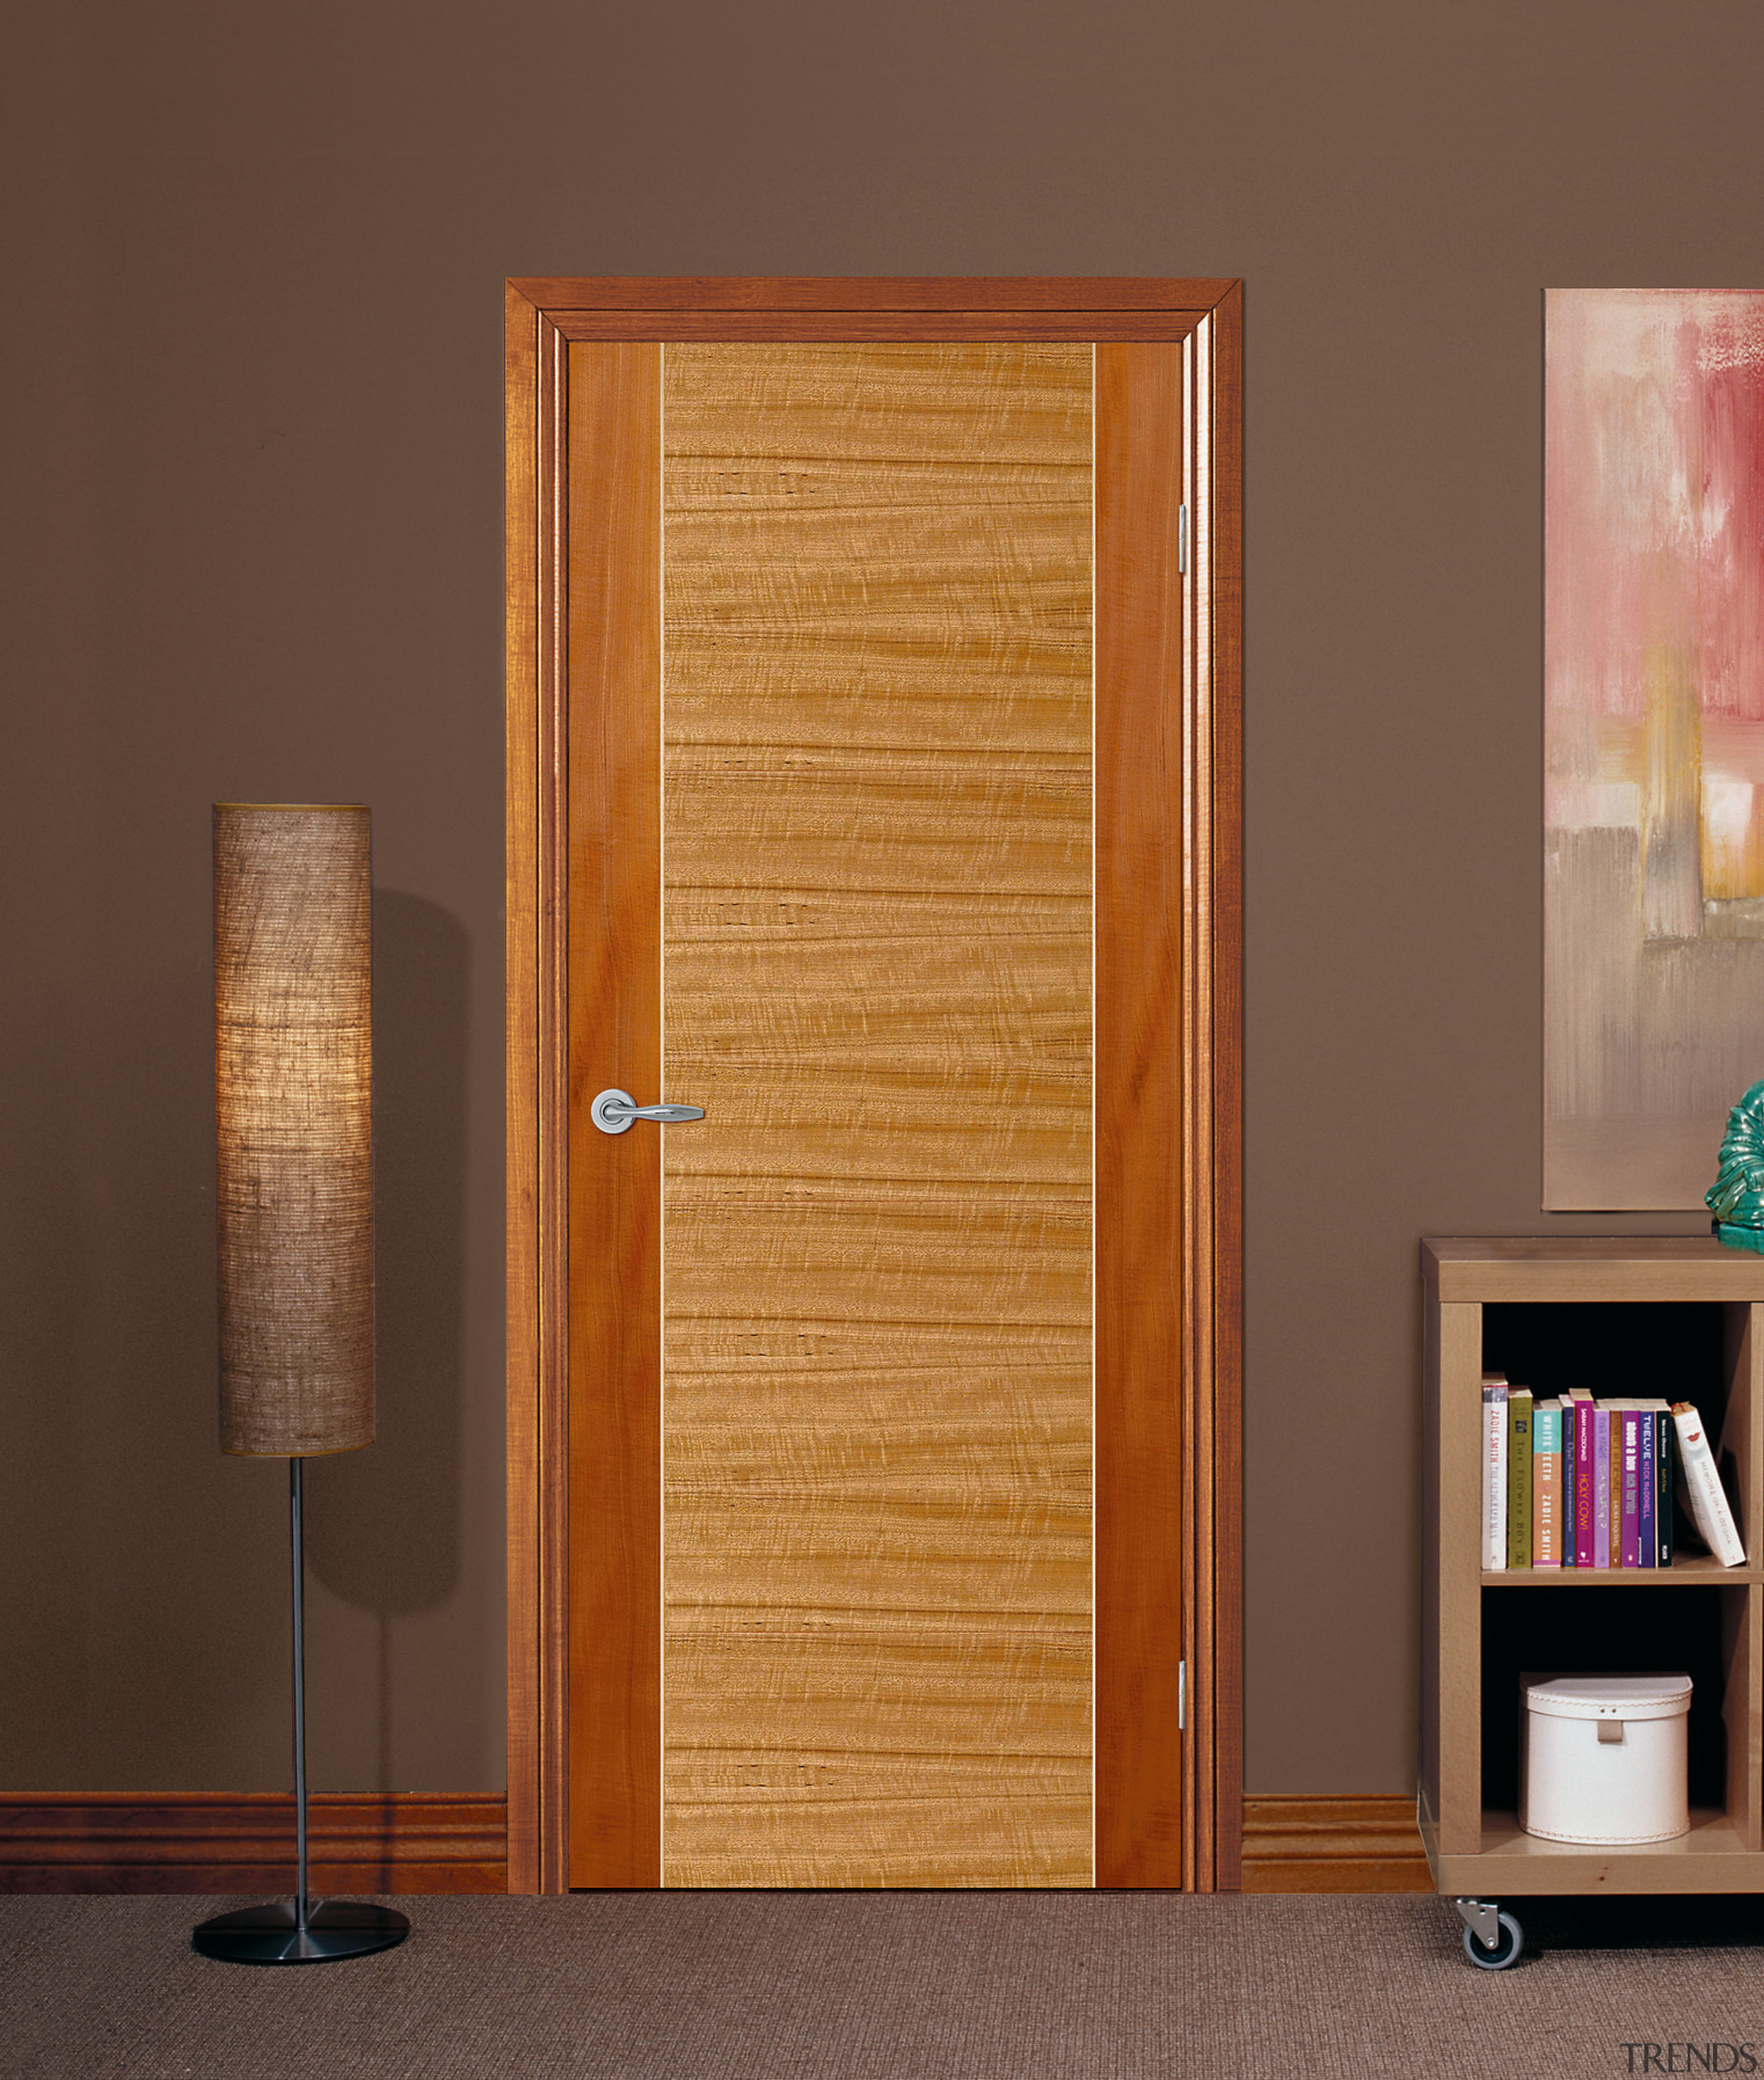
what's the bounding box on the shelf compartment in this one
[1479,1583,1732,1818]
[1480,1296,1754,1573]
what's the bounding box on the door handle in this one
[591,1088,706,1135]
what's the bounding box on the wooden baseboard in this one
[0,1789,1419,1897]
[1239,1794,1433,1894]
[0,1793,506,1895]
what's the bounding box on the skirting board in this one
[0,1790,1415,1897]
[1239,1795,1433,1894]
[0,1793,506,1895]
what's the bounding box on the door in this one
[506,279,1242,1895]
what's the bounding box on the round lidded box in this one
[1519,1675,1692,1845]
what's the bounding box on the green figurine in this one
[1709,1080,1764,1252]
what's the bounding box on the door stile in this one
[564,343,665,1888]
[1094,344,1187,1887]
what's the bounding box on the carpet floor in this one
[7,1891,1764,2078]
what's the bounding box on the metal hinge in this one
[1178,503,1188,575]
[1178,1659,1187,1730]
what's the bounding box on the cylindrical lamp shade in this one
[215,805,373,1456]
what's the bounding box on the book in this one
[1532,1399,1563,1566]
[1482,1377,1509,1571]
[1672,1403,1745,1567]
[1592,1400,1611,1569]
[1619,1405,1641,1568]
[1608,1405,1623,1569]
[1637,1394,1657,1568]
[1567,1388,1596,1567]
[1653,1404,1674,1567]
[1559,1392,1576,1567]
[1507,1388,1533,1569]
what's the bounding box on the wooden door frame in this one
[505,277,1243,1895]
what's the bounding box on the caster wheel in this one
[1462,1911,1524,1970]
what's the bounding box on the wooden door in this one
[506,279,1242,1896]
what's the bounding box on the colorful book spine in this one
[1482,1377,1509,1571]
[1532,1400,1562,1566]
[1619,1407,1641,1569]
[1508,1389,1533,1569]
[1672,1402,1746,1567]
[1654,1405,1674,1567]
[1559,1393,1576,1567]
[1609,1411,1623,1569]
[1637,1397,1657,1567]
[1570,1389,1596,1568]
[1564,1389,1581,1564]
[1592,1401,1611,1569]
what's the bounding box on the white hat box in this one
[1519,1674,1692,1846]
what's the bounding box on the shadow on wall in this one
[304,890,469,1790]
[0,895,290,1789]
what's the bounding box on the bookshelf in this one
[1422,1239,1764,1928]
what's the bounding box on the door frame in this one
[505,276,1243,1895]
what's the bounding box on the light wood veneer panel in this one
[661,344,1093,1888]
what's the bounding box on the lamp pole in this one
[291,1457,309,1936]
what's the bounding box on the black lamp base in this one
[193,1899,410,1966]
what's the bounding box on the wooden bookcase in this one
[1423,1238,1764,1897]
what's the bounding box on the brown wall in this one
[5,0,1758,1799]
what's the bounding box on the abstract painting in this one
[1546,289,1764,1209]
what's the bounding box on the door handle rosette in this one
[591,1088,706,1135]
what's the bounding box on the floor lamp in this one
[194,804,409,1966]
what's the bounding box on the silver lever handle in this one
[591,1087,706,1135]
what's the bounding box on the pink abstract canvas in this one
[1546,289,1764,1209]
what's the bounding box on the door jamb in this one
[504,276,1243,1894]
